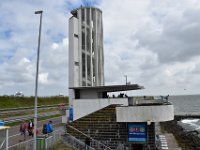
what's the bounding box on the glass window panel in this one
[86,28,90,52]
[87,55,91,80]
[82,31,85,50]
[81,9,85,21]
[82,53,85,78]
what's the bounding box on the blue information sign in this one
[69,107,73,122]
[0,121,4,126]
[128,123,147,143]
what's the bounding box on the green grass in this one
[0,96,68,109]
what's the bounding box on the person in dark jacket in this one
[28,120,34,137]
[85,137,91,150]
[42,124,47,134]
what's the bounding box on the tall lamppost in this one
[124,75,127,85]
[34,10,43,150]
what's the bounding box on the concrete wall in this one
[69,17,79,106]
[73,98,128,120]
[116,104,174,122]
[79,89,99,99]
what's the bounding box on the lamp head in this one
[35,10,43,14]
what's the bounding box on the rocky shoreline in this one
[160,119,200,149]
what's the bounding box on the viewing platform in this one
[70,85,172,121]
[116,98,174,122]
[72,93,174,123]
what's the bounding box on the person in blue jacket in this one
[46,120,53,133]
[42,120,54,134]
[48,120,53,132]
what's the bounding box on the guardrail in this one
[3,129,64,150]
[0,103,68,112]
[4,112,60,125]
[0,140,5,149]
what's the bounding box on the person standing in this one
[46,120,54,133]
[85,137,91,150]
[28,120,34,137]
[48,120,53,133]
[19,120,27,140]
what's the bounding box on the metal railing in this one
[0,139,5,149]
[64,132,95,150]
[67,124,112,150]
[7,138,33,150]
[3,129,63,150]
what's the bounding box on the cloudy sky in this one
[0,0,200,96]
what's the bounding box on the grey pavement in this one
[156,123,182,150]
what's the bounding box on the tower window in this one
[86,9,90,25]
[74,34,78,38]
[82,81,86,86]
[86,28,90,52]
[87,55,91,80]
[81,9,85,21]
[82,31,85,50]
[74,62,79,66]
[82,53,85,78]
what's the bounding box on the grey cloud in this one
[134,4,200,64]
[0,0,69,96]
[1,0,200,96]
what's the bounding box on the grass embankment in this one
[0,96,69,109]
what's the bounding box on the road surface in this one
[0,117,62,148]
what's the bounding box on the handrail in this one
[7,139,33,149]
[0,139,5,149]
[64,132,95,150]
[67,124,112,150]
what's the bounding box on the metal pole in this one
[124,75,127,85]
[6,128,8,150]
[34,10,43,150]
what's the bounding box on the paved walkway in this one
[156,123,181,150]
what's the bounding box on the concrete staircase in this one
[66,105,133,149]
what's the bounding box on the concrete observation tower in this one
[69,6,104,107]
[67,6,174,150]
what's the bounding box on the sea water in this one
[169,95,200,132]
